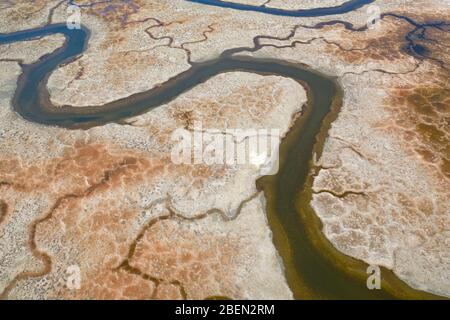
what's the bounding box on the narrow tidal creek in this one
[0,15,441,299]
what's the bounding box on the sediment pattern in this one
[0,0,448,299]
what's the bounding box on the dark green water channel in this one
[0,24,442,299]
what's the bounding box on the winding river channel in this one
[187,0,375,17]
[0,0,443,299]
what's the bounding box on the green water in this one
[4,24,442,297]
[256,64,443,299]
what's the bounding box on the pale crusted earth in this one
[265,0,348,10]
[225,0,348,10]
[0,30,302,298]
[0,0,449,299]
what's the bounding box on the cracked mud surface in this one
[0,0,449,299]
[0,59,299,298]
[206,0,349,10]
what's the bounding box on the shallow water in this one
[187,0,375,17]
[0,9,442,299]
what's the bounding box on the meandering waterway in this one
[0,0,442,299]
[187,0,375,17]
